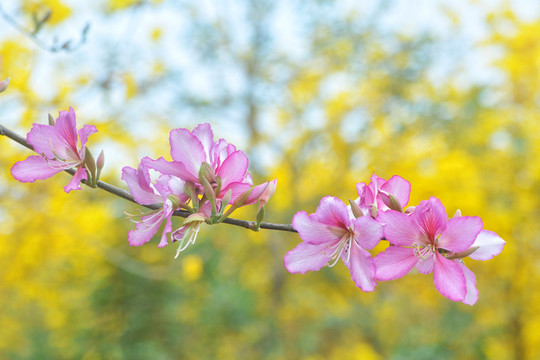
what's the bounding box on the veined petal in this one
[64,167,87,193]
[26,124,56,158]
[413,197,448,237]
[374,246,417,281]
[458,262,478,305]
[356,182,374,207]
[415,255,434,274]
[380,175,411,208]
[121,165,162,205]
[469,230,506,261]
[128,212,164,246]
[315,196,351,229]
[284,242,331,274]
[191,123,214,160]
[143,157,198,183]
[217,150,249,187]
[378,210,421,246]
[439,216,483,253]
[433,252,466,302]
[11,156,62,182]
[351,216,383,250]
[292,211,342,245]
[169,128,206,178]
[343,243,376,291]
[221,182,252,202]
[55,107,79,154]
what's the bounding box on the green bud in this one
[96,150,104,182]
[84,147,97,187]
[48,113,55,126]
[349,199,364,218]
[446,246,480,260]
[388,194,403,212]
[370,205,378,219]
[198,162,216,184]
[0,77,10,93]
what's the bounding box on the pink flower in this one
[143,123,252,200]
[285,196,383,291]
[11,107,97,193]
[122,159,189,248]
[355,173,411,214]
[374,197,484,304]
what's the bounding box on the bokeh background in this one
[1,0,539,359]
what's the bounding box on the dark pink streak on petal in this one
[11,156,62,182]
[413,197,448,241]
[55,107,79,155]
[432,252,466,302]
[374,246,417,281]
[284,242,331,274]
[439,216,483,253]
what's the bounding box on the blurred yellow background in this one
[1,0,539,359]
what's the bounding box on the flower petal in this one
[191,123,214,160]
[284,242,331,274]
[469,230,506,261]
[439,216,483,253]
[292,211,341,245]
[11,156,62,182]
[169,128,206,179]
[433,252,466,302]
[26,124,56,158]
[315,196,351,229]
[458,262,478,305]
[157,207,173,248]
[55,107,79,154]
[64,167,87,193]
[413,197,448,238]
[143,157,197,183]
[380,175,411,208]
[128,212,164,246]
[351,216,383,250]
[217,150,249,188]
[415,255,435,274]
[343,243,376,291]
[374,246,418,281]
[121,164,162,205]
[77,124,97,150]
[378,210,420,246]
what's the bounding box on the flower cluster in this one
[285,173,505,305]
[122,123,277,257]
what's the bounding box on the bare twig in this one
[0,123,297,233]
[0,4,90,53]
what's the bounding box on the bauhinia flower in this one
[11,107,98,193]
[122,160,189,248]
[355,173,411,214]
[374,197,486,304]
[285,196,383,291]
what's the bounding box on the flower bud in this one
[84,147,97,186]
[198,162,216,184]
[349,199,364,218]
[96,150,105,182]
[48,113,55,126]
[370,205,378,218]
[0,77,10,93]
[258,179,277,211]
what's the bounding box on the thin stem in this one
[0,123,297,233]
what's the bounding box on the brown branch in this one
[0,123,297,233]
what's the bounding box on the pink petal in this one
[343,243,376,291]
[26,124,56,158]
[191,123,214,160]
[351,216,383,250]
[221,182,252,202]
[55,107,79,154]
[77,124,97,150]
[292,211,342,245]
[356,182,375,207]
[458,262,478,305]
[374,246,418,281]
[64,167,87,193]
[315,196,351,229]
[217,150,249,188]
[169,128,206,179]
[378,210,420,246]
[284,242,331,274]
[432,252,466,302]
[469,230,506,261]
[157,207,173,248]
[128,212,164,246]
[242,181,270,206]
[143,157,198,183]
[413,197,448,237]
[121,165,162,205]
[415,254,435,274]
[11,156,62,182]
[439,216,483,253]
[380,175,411,208]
